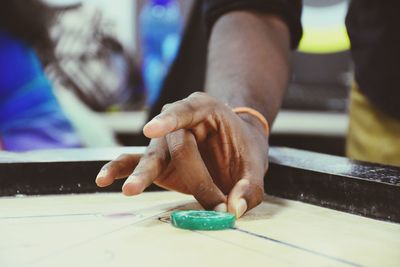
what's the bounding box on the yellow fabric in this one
[347,85,400,167]
[299,25,350,54]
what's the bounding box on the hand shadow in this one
[238,194,289,222]
[158,194,289,224]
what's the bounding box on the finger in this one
[96,153,141,187]
[122,138,169,196]
[143,92,221,138]
[191,123,210,143]
[227,176,265,218]
[166,129,227,210]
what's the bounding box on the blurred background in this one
[0,0,352,156]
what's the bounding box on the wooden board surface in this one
[1,192,399,267]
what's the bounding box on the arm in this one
[206,11,291,127]
[96,3,300,218]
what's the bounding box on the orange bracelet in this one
[232,107,270,135]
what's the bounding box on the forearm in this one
[206,11,291,125]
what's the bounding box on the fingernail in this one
[96,169,108,182]
[143,117,164,137]
[236,198,247,218]
[146,116,162,127]
[125,174,136,184]
[214,203,227,212]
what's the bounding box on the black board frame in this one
[0,147,399,223]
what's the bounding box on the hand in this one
[96,92,269,218]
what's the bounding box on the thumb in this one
[227,178,264,218]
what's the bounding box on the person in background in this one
[45,2,144,112]
[344,1,400,167]
[97,0,399,216]
[0,0,81,151]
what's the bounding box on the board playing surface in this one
[1,192,399,267]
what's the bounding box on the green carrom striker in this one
[170,210,236,230]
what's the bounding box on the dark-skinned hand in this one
[96,92,269,218]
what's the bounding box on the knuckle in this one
[190,92,216,106]
[169,142,188,161]
[116,153,131,161]
[161,103,172,112]
[189,91,207,99]
[141,149,164,166]
[209,110,222,123]
[147,151,166,168]
[181,99,196,114]
[143,148,158,160]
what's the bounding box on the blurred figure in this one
[43,1,142,147]
[45,2,144,112]
[345,1,400,166]
[0,0,81,151]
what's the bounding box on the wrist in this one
[233,107,269,136]
[236,112,270,173]
[236,112,269,140]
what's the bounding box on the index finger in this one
[143,92,222,138]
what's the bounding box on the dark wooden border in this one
[266,148,400,223]
[0,147,399,223]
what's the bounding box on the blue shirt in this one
[0,31,81,151]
